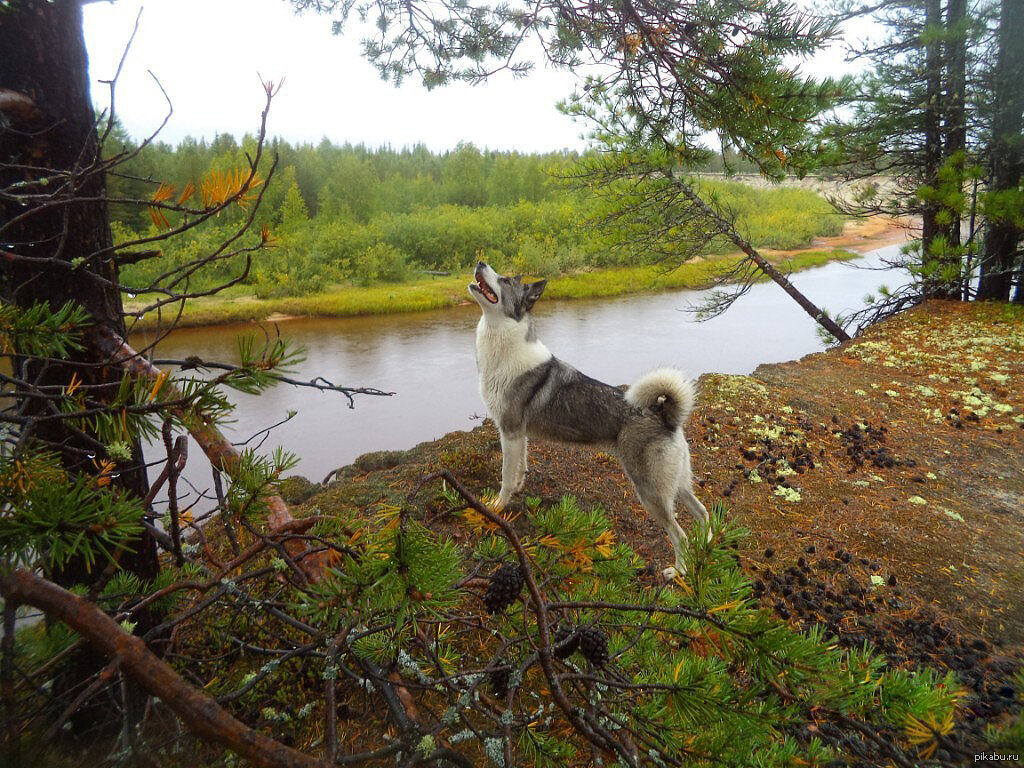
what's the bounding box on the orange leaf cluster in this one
[594,530,616,558]
[148,182,175,230]
[93,458,116,488]
[65,371,83,397]
[0,460,34,494]
[147,369,170,403]
[904,709,956,760]
[460,507,501,535]
[260,223,279,247]
[201,168,263,209]
[146,169,261,231]
[650,24,673,47]
[564,542,594,572]
[621,33,642,54]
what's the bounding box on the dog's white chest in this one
[475,317,551,412]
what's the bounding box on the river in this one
[132,245,908,502]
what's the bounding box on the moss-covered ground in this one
[286,300,1023,752]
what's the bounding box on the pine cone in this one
[489,666,511,698]
[552,624,580,659]
[484,563,523,614]
[577,626,610,668]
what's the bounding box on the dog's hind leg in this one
[678,486,710,545]
[623,460,690,580]
[619,430,692,580]
[496,432,527,510]
[672,439,709,545]
[641,491,690,581]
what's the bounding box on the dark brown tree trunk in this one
[937,0,967,298]
[1,0,159,735]
[921,0,945,298]
[943,0,967,162]
[0,0,155,578]
[978,0,1024,301]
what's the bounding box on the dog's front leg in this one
[514,437,528,493]
[496,432,527,510]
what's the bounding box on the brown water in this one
[133,246,907,505]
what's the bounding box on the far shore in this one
[127,216,911,332]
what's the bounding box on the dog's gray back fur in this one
[495,357,627,442]
[496,357,685,449]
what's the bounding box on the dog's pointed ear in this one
[512,275,523,284]
[522,279,547,311]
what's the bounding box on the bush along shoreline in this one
[127,247,859,331]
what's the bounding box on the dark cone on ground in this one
[484,562,524,614]
[552,624,580,659]
[578,626,610,668]
[489,666,511,698]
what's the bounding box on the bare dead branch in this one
[84,325,295,529]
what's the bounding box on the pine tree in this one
[977,0,1024,301]
[821,0,1023,317]
[279,180,311,233]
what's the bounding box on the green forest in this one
[108,132,843,301]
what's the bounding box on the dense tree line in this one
[106,132,836,298]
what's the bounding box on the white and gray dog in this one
[468,261,708,579]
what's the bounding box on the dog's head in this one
[469,262,547,321]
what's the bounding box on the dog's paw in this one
[661,565,685,582]
[482,493,507,513]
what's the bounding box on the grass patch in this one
[130,249,858,330]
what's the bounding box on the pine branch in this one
[419,470,641,766]
[84,326,294,529]
[152,356,394,408]
[0,568,321,768]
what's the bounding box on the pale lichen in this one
[773,486,801,502]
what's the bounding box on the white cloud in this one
[82,0,587,152]
[83,1,870,153]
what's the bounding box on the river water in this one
[133,245,908,499]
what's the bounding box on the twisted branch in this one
[0,568,321,768]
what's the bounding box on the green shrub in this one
[348,242,410,285]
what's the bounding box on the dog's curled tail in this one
[625,368,696,430]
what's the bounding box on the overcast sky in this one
[82,0,588,153]
[83,0,862,154]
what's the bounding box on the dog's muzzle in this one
[473,264,498,304]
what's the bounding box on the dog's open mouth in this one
[475,276,498,304]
